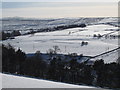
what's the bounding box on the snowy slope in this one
[2,17,118,31]
[2,19,119,63]
[98,17,117,23]
[2,24,118,56]
[2,74,94,88]
[90,48,120,63]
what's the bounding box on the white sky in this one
[1,1,119,18]
[1,0,119,2]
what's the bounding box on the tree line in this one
[1,23,86,40]
[2,44,120,89]
[1,30,21,40]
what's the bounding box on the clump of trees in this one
[81,41,88,46]
[54,24,86,30]
[2,44,26,74]
[93,34,102,39]
[1,30,21,40]
[47,46,60,55]
[2,44,120,89]
[93,60,120,88]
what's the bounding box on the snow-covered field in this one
[2,17,119,63]
[90,48,120,63]
[2,73,94,88]
[3,24,118,56]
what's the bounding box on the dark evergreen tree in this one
[2,44,16,73]
[15,48,26,74]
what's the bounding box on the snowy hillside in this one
[2,17,119,63]
[1,17,118,31]
[2,23,119,63]
[2,24,118,55]
[1,17,119,89]
[90,47,120,63]
[2,74,94,88]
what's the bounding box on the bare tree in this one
[53,45,60,54]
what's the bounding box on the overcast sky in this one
[1,0,119,2]
[1,2,118,18]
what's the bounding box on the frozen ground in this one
[2,73,94,88]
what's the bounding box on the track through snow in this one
[2,74,94,88]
